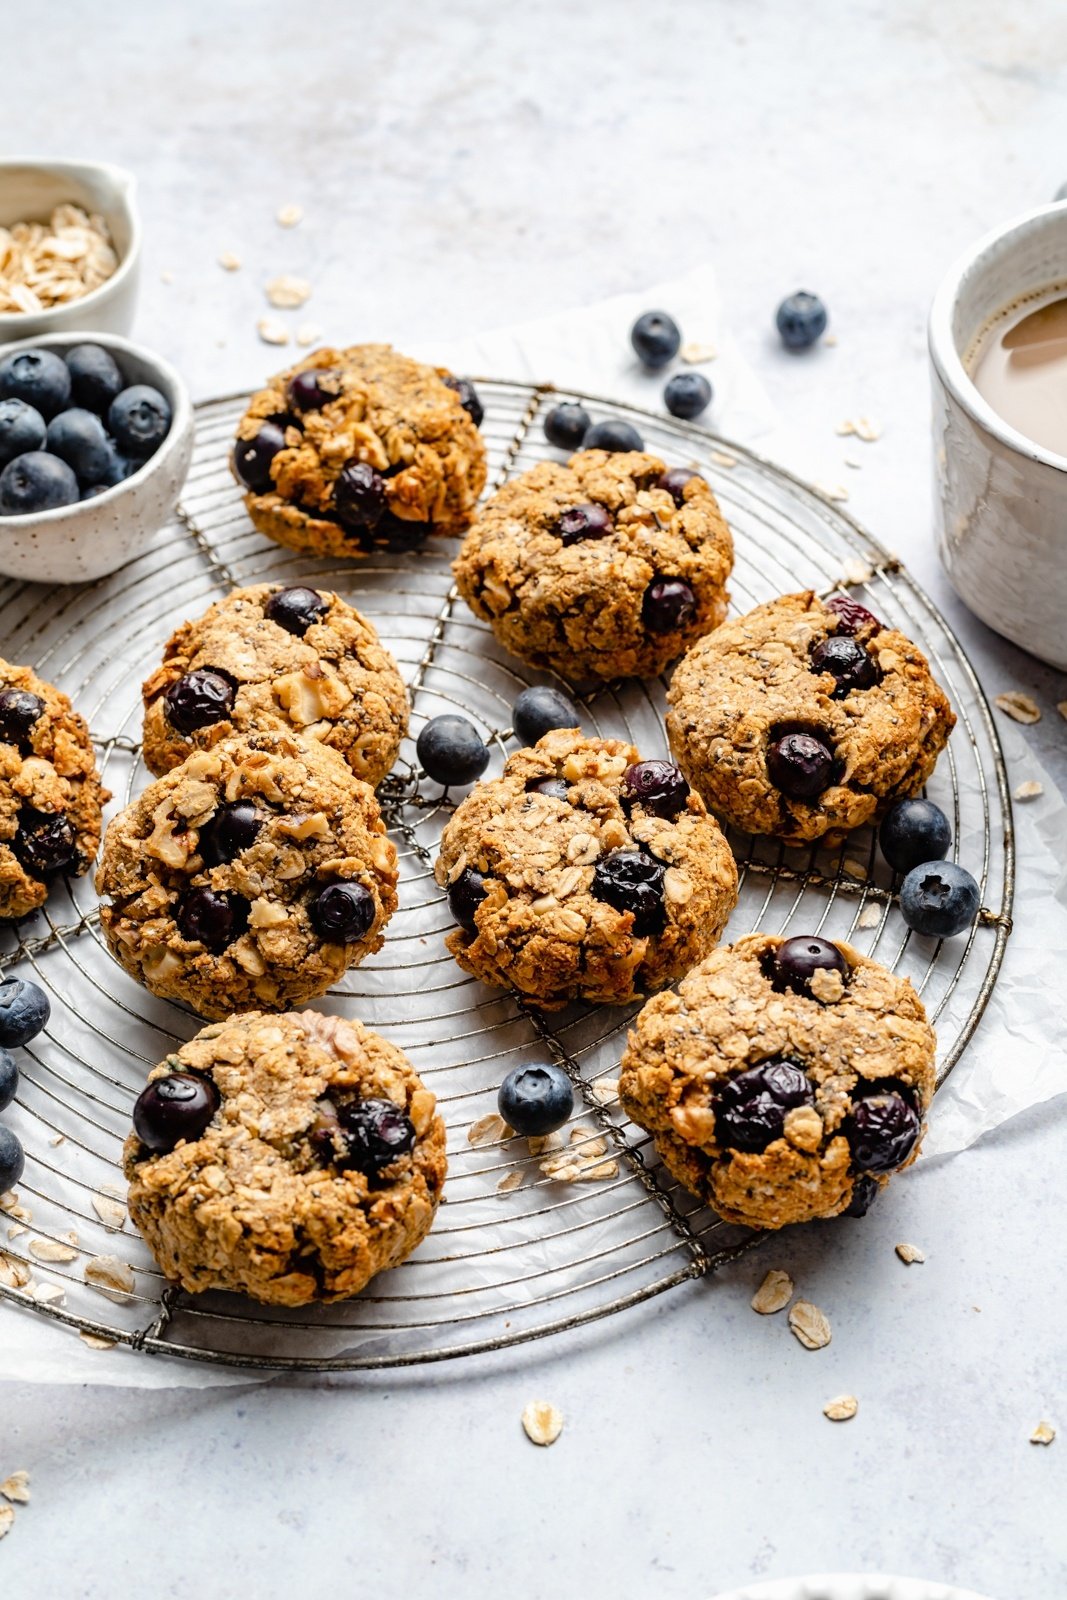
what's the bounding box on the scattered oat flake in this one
[1014,780,1043,802]
[680,340,717,364]
[265,274,311,310]
[160,270,174,284]
[574,1159,619,1182]
[257,316,290,346]
[1,1191,18,1212]
[218,251,241,271]
[751,1268,794,1315]
[7,1225,26,1241]
[841,558,874,585]
[0,1504,13,1539]
[91,1195,127,1230]
[0,1471,29,1505]
[521,1400,563,1446]
[32,1281,65,1305]
[823,1394,859,1422]
[29,1237,78,1264]
[1057,701,1067,722]
[895,1241,926,1265]
[497,1170,524,1193]
[995,692,1041,724]
[84,1256,135,1300]
[837,417,882,442]
[789,1299,832,1350]
[0,1254,30,1289]
[569,1126,607,1158]
[857,903,881,929]
[79,1330,118,1350]
[824,333,838,346]
[710,450,738,469]
[48,1134,64,1147]
[527,1130,563,1158]
[296,323,322,347]
[277,204,303,227]
[844,456,863,470]
[589,1078,620,1106]
[1031,1421,1056,1445]
[843,858,868,880]
[468,1113,508,1148]
[816,481,850,502]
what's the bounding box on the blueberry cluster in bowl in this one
[0,345,172,515]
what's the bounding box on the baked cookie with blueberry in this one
[452,453,733,682]
[124,1009,446,1305]
[434,729,738,1008]
[619,931,936,1228]
[96,729,397,1018]
[141,582,408,787]
[0,658,109,921]
[231,344,487,558]
[666,591,955,844]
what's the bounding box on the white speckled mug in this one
[930,201,1067,669]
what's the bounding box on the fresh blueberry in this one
[163,669,236,734]
[556,503,613,545]
[82,484,110,500]
[766,730,836,799]
[526,776,571,802]
[133,1072,220,1154]
[498,1062,574,1137]
[657,466,704,506]
[417,715,490,786]
[0,451,79,515]
[65,344,124,414]
[45,408,112,486]
[846,1084,921,1173]
[442,376,484,427]
[232,421,287,492]
[512,685,581,745]
[642,576,697,633]
[13,810,78,877]
[287,369,338,412]
[108,385,171,458]
[631,310,682,369]
[0,348,71,419]
[308,882,376,943]
[0,1049,17,1115]
[770,935,848,997]
[809,635,880,696]
[664,372,712,420]
[582,418,645,453]
[715,1059,815,1152]
[94,443,137,488]
[175,888,249,951]
[334,460,387,532]
[543,403,591,451]
[878,799,952,876]
[900,860,980,938]
[0,687,44,746]
[336,1097,416,1175]
[0,1126,24,1193]
[447,867,487,932]
[0,398,46,467]
[264,585,328,636]
[776,291,829,350]
[198,802,262,867]
[0,977,51,1047]
[844,1174,880,1217]
[620,760,690,818]
[825,593,881,635]
[591,849,666,936]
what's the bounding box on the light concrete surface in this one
[2,2,1066,1596]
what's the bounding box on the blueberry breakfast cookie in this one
[0,658,109,920]
[666,591,955,844]
[124,1009,446,1305]
[452,453,733,682]
[141,582,408,787]
[619,931,936,1228]
[434,729,738,1008]
[232,344,487,558]
[96,730,398,1018]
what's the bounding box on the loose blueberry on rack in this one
[198,801,263,867]
[591,849,667,936]
[417,715,490,787]
[0,398,46,467]
[583,418,645,453]
[642,576,697,633]
[526,776,571,802]
[108,385,171,457]
[825,593,880,634]
[0,687,44,747]
[133,1072,220,1154]
[0,977,50,1048]
[287,368,337,412]
[766,730,836,799]
[498,1062,574,1137]
[442,375,484,427]
[900,860,979,938]
[631,310,682,369]
[163,668,236,733]
[45,408,112,486]
[512,684,580,745]
[845,1083,921,1172]
[878,798,952,876]
[65,343,124,414]
[776,291,829,350]
[0,348,71,418]
[232,421,287,492]
[657,466,704,505]
[175,888,250,951]
[13,810,78,877]
[308,882,376,943]
[0,1049,18,1114]
[0,1126,25,1193]
[543,402,591,452]
[264,585,329,636]
[769,935,849,997]
[334,460,387,532]
[809,635,880,696]
[664,372,712,420]
[0,451,79,514]
[555,503,613,545]
[715,1059,815,1152]
[447,867,487,932]
[336,1097,416,1175]
[844,1174,880,1217]
[620,760,690,819]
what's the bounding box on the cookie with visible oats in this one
[124,1009,446,1305]
[433,729,738,1008]
[96,729,397,1018]
[619,931,936,1229]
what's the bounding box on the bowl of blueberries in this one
[0,331,193,583]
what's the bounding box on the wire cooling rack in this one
[0,380,1014,1370]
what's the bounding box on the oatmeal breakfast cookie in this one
[124,1009,447,1305]
[451,453,733,682]
[434,729,738,1008]
[141,581,408,786]
[232,343,487,558]
[666,590,955,844]
[0,658,109,921]
[96,729,398,1018]
[619,931,936,1228]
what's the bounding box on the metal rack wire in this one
[0,380,1014,1370]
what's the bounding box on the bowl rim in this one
[0,329,192,527]
[0,156,141,330]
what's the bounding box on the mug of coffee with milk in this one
[930,201,1067,670]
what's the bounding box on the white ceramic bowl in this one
[0,158,141,340]
[0,331,193,583]
[710,1576,994,1600]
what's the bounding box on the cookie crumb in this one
[995,691,1041,724]
[751,1268,793,1314]
[788,1299,832,1350]
[256,316,290,346]
[809,966,845,1003]
[521,1401,563,1446]
[265,274,311,310]
[823,1394,858,1422]
[218,251,241,271]
[1031,1420,1056,1446]
[857,903,881,929]
[0,1471,29,1505]
[680,341,717,364]
[895,1241,926,1265]
[468,1113,509,1148]
[276,204,303,228]
[1013,780,1043,802]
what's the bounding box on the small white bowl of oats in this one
[0,158,141,338]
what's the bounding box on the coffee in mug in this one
[969,290,1067,457]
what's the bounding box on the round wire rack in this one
[0,379,1014,1370]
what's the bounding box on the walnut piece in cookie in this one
[452,451,733,682]
[666,590,955,844]
[0,657,110,921]
[96,730,398,1018]
[141,582,409,787]
[232,343,488,559]
[433,729,738,1008]
[618,931,936,1228]
[124,1010,446,1305]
